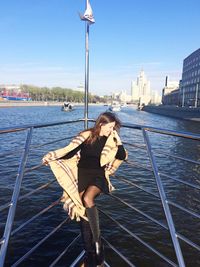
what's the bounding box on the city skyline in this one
[0,0,200,96]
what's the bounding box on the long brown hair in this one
[85,112,121,144]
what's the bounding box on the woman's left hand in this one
[113,130,122,146]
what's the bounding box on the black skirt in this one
[78,168,109,194]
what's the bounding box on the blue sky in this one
[0,0,200,96]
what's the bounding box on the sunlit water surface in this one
[0,105,200,267]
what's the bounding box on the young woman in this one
[42,112,127,267]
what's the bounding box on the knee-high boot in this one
[85,206,104,265]
[80,218,97,266]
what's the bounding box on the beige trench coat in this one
[42,130,127,221]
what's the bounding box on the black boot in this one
[95,238,105,266]
[80,218,95,255]
[85,206,105,266]
[83,252,97,267]
[80,218,98,266]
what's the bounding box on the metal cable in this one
[11,199,60,236]
[126,159,200,191]
[49,234,81,267]
[99,209,178,267]
[0,179,56,212]
[102,237,137,267]
[108,192,200,252]
[11,217,70,267]
[124,141,200,166]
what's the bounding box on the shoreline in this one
[0,101,61,108]
[0,101,104,108]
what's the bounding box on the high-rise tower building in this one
[131,70,151,102]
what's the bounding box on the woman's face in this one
[100,121,116,137]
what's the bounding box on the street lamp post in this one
[182,87,185,107]
[84,21,89,129]
[194,83,199,108]
[80,0,95,129]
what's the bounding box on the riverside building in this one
[131,70,161,106]
[162,76,180,106]
[180,48,200,107]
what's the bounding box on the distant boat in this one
[2,96,31,101]
[137,103,145,111]
[61,102,74,112]
[108,103,121,112]
[121,103,127,108]
[1,89,31,101]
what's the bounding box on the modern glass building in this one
[180,48,200,107]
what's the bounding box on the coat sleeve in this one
[42,134,84,163]
[115,145,126,160]
[60,143,82,159]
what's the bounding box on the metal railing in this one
[0,119,200,266]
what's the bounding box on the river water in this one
[0,105,200,267]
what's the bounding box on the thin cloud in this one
[0,61,182,95]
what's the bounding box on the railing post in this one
[0,127,33,267]
[142,129,185,267]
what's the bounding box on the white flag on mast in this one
[79,0,95,24]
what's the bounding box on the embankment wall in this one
[142,105,200,122]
